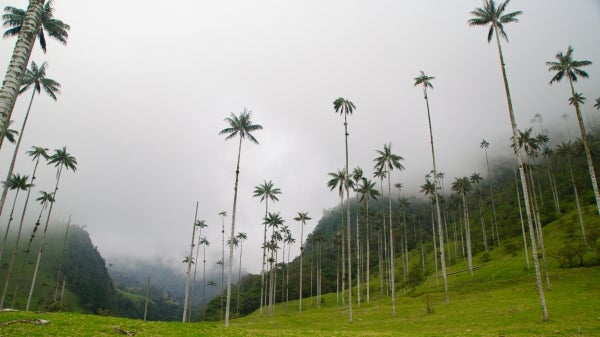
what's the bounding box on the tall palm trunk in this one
[429,202,438,285]
[364,196,371,303]
[259,199,268,316]
[526,167,551,290]
[514,163,530,269]
[299,222,304,311]
[343,114,352,322]
[568,78,600,215]
[182,203,199,322]
[236,239,243,316]
[494,28,547,320]
[386,172,396,316]
[202,242,207,320]
[225,136,243,327]
[355,192,361,307]
[53,215,71,303]
[0,0,45,152]
[483,148,499,246]
[423,87,449,303]
[12,200,48,308]
[0,155,42,308]
[461,192,473,276]
[0,90,36,219]
[220,217,224,320]
[565,149,586,244]
[0,187,24,261]
[26,163,64,311]
[189,228,203,322]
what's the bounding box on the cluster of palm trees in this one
[0,1,77,312]
[0,146,76,311]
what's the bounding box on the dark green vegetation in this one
[0,225,181,320]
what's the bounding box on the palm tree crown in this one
[48,146,77,172]
[3,173,30,192]
[414,71,434,90]
[333,97,356,117]
[19,61,60,99]
[253,180,281,203]
[468,0,522,43]
[219,109,263,144]
[27,146,50,162]
[2,1,70,53]
[546,46,592,84]
[374,143,404,173]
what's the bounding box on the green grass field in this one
[2,217,600,336]
[1,265,598,336]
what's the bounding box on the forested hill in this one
[204,135,600,320]
[0,224,184,320]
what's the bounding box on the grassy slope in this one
[2,221,600,336]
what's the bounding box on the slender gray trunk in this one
[0,156,41,308]
[182,202,198,322]
[225,136,243,327]
[0,90,36,220]
[26,163,64,311]
[494,28,547,320]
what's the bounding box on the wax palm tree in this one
[351,166,363,306]
[469,0,547,320]
[357,177,379,303]
[0,61,59,220]
[594,97,600,110]
[333,97,355,322]
[219,109,262,326]
[198,236,210,320]
[283,230,294,303]
[480,139,499,245]
[11,190,53,307]
[293,211,311,312]
[514,129,552,291]
[0,173,30,261]
[398,197,410,280]
[226,235,239,312]
[547,46,598,216]
[252,180,281,316]
[420,178,439,285]
[470,172,489,252]
[373,166,388,295]
[452,177,473,275]
[327,168,352,306]
[26,147,76,311]
[374,143,404,316]
[183,208,200,323]
[217,211,226,320]
[0,146,48,308]
[263,212,283,315]
[414,70,449,303]
[189,219,208,321]
[556,141,586,245]
[235,232,247,316]
[536,132,560,215]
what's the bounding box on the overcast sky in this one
[1,0,599,277]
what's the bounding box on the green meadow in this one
[2,249,599,336]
